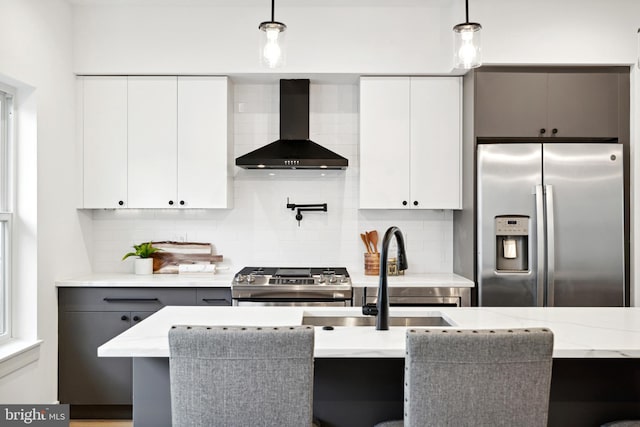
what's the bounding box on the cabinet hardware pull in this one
[540,128,546,135]
[179,200,185,206]
[103,298,160,302]
[118,200,124,206]
[133,316,141,322]
[402,201,408,206]
[202,298,230,303]
[552,128,558,135]
[168,200,174,206]
[121,315,129,321]
[413,201,419,206]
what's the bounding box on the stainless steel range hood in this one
[235,79,348,170]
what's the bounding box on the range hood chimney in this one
[235,79,348,170]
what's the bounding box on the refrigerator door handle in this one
[545,184,556,307]
[535,184,545,307]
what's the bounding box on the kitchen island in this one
[99,306,640,426]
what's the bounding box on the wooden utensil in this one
[365,231,373,253]
[361,233,372,253]
[369,230,379,253]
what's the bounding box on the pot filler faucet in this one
[375,226,409,330]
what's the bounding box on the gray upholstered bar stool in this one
[169,324,315,427]
[376,328,554,427]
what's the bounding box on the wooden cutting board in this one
[150,241,223,274]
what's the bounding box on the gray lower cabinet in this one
[196,288,232,306]
[58,286,230,411]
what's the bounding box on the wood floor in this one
[69,421,132,427]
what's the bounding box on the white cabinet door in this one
[177,77,232,208]
[410,77,461,209]
[128,77,178,208]
[82,77,128,208]
[359,77,411,209]
[359,76,462,210]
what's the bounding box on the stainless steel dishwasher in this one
[354,285,471,307]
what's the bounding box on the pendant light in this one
[637,28,640,69]
[259,0,287,68]
[453,0,482,69]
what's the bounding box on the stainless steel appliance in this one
[355,287,471,307]
[231,267,353,306]
[477,142,624,306]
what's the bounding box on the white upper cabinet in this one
[359,76,461,210]
[81,76,128,208]
[409,77,461,209]
[80,76,233,209]
[177,76,233,209]
[128,76,178,208]
[359,77,411,209]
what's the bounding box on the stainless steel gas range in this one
[231,267,353,306]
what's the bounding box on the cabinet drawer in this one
[58,287,196,311]
[196,288,232,306]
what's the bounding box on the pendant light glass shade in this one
[259,21,286,68]
[259,0,286,69]
[453,0,482,69]
[453,22,482,69]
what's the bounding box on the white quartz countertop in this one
[56,272,474,289]
[98,306,640,359]
[349,272,474,288]
[55,272,235,288]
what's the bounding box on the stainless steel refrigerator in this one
[477,142,624,307]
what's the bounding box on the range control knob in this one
[247,274,256,283]
[235,274,246,283]
[340,276,350,284]
[329,275,338,283]
[318,275,326,284]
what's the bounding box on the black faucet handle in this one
[362,303,378,316]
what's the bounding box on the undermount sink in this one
[302,315,452,327]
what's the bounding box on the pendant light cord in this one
[465,0,469,23]
[271,0,275,22]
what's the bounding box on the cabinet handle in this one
[402,201,408,206]
[103,298,159,302]
[132,316,141,322]
[413,201,419,206]
[118,200,124,206]
[202,298,230,304]
[168,200,174,206]
[552,128,558,135]
[179,200,185,206]
[539,128,546,135]
[121,315,129,321]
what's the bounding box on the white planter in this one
[134,258,154,275]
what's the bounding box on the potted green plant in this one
[122,242,161,275]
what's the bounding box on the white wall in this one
[71,0,640,74]
[0,0,90,403]
[477,0,639,65]
[96,82,453,274]
[72,1,455,74]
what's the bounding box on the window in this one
[0,89,13,341]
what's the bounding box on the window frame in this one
[0,84,14,343]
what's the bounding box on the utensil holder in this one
[364,253,380,276]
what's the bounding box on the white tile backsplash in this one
[90,82,453,275]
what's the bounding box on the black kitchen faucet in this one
[362,226,409,330]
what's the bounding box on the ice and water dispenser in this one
[495,216,529,272]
